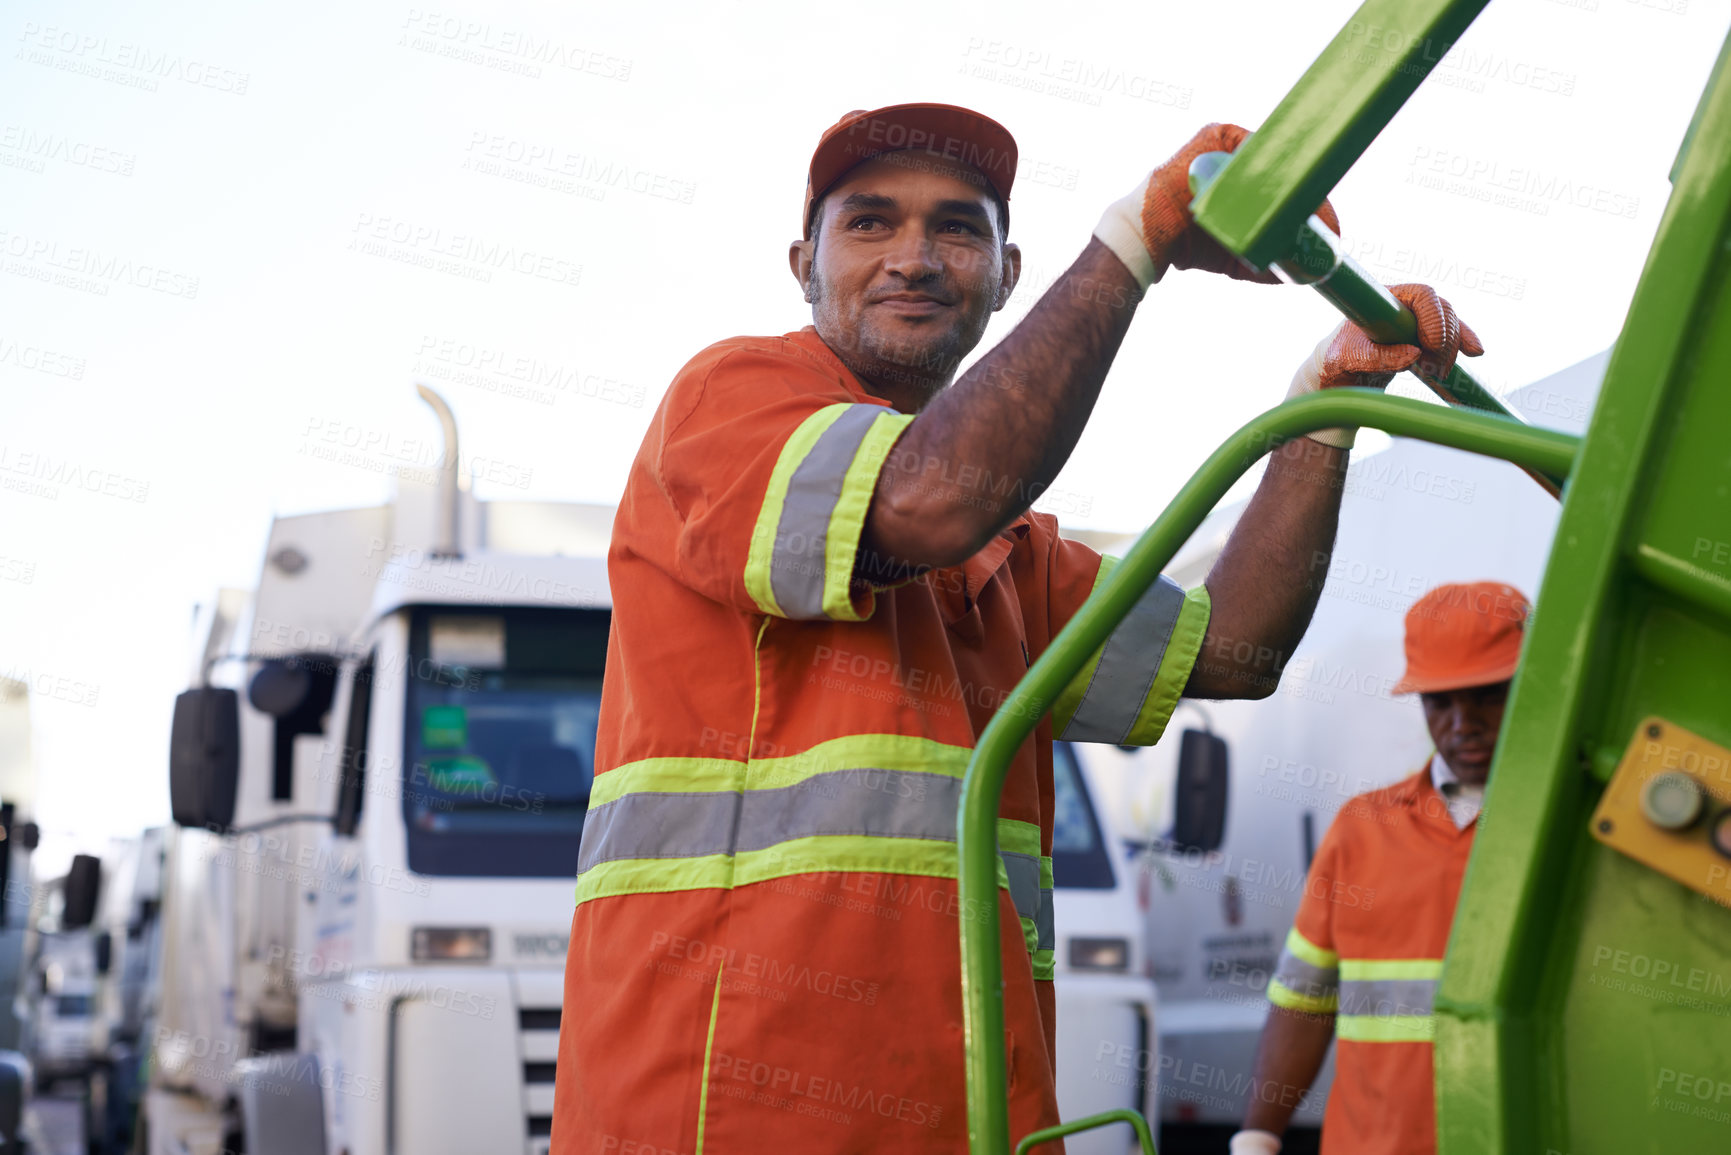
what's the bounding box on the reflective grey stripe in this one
[1002,851,1040,921]
[770,405,885,619]
[1002,857,1050,955]
[737,768,959,852]
[1338,978,1437,1017]
[1059,575,1186,743]
[577,791,737,872]
[1272,947,1340,1000]
[577,768,962,875]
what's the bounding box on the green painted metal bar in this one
[1188,151,1566,498]
[1434,26,1731,1154]
[1186,0,1492,270]
[1013,1108,1156,1155]
[1629,543,1731,629]
[960,390,1579,1152]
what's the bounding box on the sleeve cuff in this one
[1123,584,1210,745]
[1267,928,1339,1013]
[1052,567,1211,746]
[1267,980,1339,1014]
[744,404,914,621]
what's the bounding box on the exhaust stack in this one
[415,384,462,559]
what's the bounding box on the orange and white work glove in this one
[1228,1129,1282,1155]
[1288,281,1485,449]
[1094,123,1341,288]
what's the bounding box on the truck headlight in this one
[1068,937,1130,973]
[411,926,492,962]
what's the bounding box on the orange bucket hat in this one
[1393,581,1532,695]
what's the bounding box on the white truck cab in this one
[290,577,610,1155]
[1050,740,1160,1154]
[148,389,616,1155]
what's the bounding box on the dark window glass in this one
[1051,742,1115,890]
[402,607,609,877]
[335,658,374,836]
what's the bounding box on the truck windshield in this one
[403,606,609,877]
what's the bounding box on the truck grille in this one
[520,1005,560,1152]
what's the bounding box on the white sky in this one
[3,0,1727,873]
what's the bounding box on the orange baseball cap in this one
[1393,581,1532,695]
[801,102,1018,239]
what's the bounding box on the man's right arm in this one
[860,123,1304,580]
[859,235,1142,576]
[1238,834,1345,1152]
[1238,1005,1336,1146]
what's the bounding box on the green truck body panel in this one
[956,0,1731,1150]
[1437,27,1731,1155]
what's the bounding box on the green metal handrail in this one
[958,390,1580,1153]
[1187,152,1564,499]
[1014,1108,1157,1155]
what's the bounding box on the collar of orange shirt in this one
[1429,752,1484,830]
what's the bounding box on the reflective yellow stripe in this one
[1284,927,1339,969]
[694,960,725,1154]
[591,733,976,808]
[998,818,1041,858]
[733,835,987,888]
[748,733,972,790]
[747,614,770,784]
[576,835,1010,905]
[1267,979,1339,1014]
[1123,585,1211,745]
[745,404,852,617]
[1340,958,1444,981]
[1337,1014,1434,1043]
[577,854,733,903]
[589,757,741,808]
[822,410,913,622]
[1032,949,1055,982]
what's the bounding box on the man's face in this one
[789,152,1019,406]
[1420,679,1510,787]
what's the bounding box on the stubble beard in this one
[808,265,977,406]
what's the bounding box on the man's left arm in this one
[1185,282,1484,700]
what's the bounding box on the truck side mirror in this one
[170,687,241,833]
[1170,728,1229,853]
[62,853,101,929]
[250,656,339,803]
[94,930,113,975]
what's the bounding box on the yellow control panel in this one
[1590,717,1731,906]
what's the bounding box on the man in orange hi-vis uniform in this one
[553,101,1483,1153]
[1233,581,1532,1155]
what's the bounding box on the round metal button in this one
[1640,771,1705,831]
